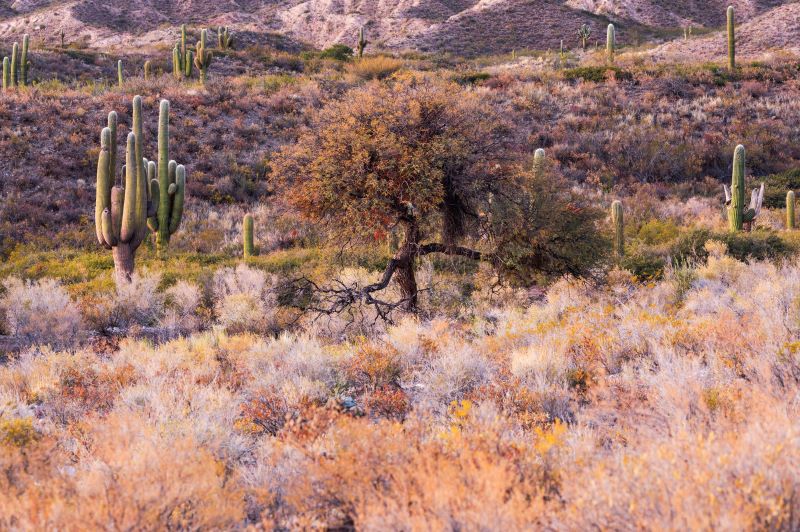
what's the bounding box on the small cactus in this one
[10,42,18,87]
[20,34,29,86]
[60,28,65,48]
[727,6,736,70]
[218,26,233,50]
[117,60,123,87]
[357,26,368,59]
[193,29,212,83]
[2,57,8,91]
[172,45,182,79]
[788,191,796,230]
[578,24,591,51]
[243,214,255,259]
[144,60,151,80]
[611,200,624,259]
[533,148,546,180]
[723,145,764,232]
[606,24,615,64]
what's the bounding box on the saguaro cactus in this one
[357,26,368,58]
[144,60,151,80]
[611,200,624,259]
[10,42,18,86]
[153,99,186,251]
[117,60,123,87]
[723,145,764,232]
[2,57,8,90]
[193,30,212,83]
[606,24,615,64]
[788,191,796,230]
[94,96,187,278]
[578,24,591,51]
[20,34,29,86]
[727,6,736,70]
[172,45,182,79]
[218,26,233,50]
[243,214,255,259]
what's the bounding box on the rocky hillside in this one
[0,0,797,56]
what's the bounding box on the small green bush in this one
[564,66,632,83]
[622,253,666,282]
[320,44,354,61]
[670,229,794,264]
[763,168,800,208]
[452,71,491,85]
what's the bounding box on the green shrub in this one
[670,228,794,264]
[621,253,666,282]
[320,44,354,61]
[564,66,632,83]
[636,219,680,246]
[452,71,491,85]
[763,168,800,208]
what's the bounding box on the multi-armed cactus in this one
[606,24,615,64]
[172,24,194,79]
[578,24,591,51]
[243,214,255,259]
[193,29,212,83]
[611,200,624,259]
[153,100,186,252]
[357,26,368,59]
[723,145,764,232]
[2,57,8,90]
[787,191,796,230]
[218,26,233,50]
[727,6,736,70]
[20,35,29,87]
[94,96,187,280]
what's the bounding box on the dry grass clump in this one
[0,277,83,350]
[2,248,800,527]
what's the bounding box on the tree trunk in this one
[394,220,420,312]
[112,244,135,283]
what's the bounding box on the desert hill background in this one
[0,0,796,56]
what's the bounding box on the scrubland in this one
[2,34,800,530]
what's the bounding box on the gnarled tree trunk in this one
[394,220,420,312]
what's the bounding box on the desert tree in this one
[272,76,608,314]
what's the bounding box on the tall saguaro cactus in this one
[243,214,255,259]
[606,24,615,64]
[723,145,764,232]
[611,200,624,259]
[727,6,736,70]
[578,24,591,51]
[117,60,123,87]
[153,99,186,251]
[144,60,151,81]
[20,34,29,86]
[788,191,796,230]
[357,26,368,58]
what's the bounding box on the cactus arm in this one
[120,133,139,242]
[754,182,765,216]
[107,111,118,182]
[185,49,193,77]
[95,127,113,247]
[723,184,732,204]
[2,57,8,90]
[111,186,123,242]
[101,209,117,247]
[181,24,187,65]
[169,165,186,235]
[20,35,28,86]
